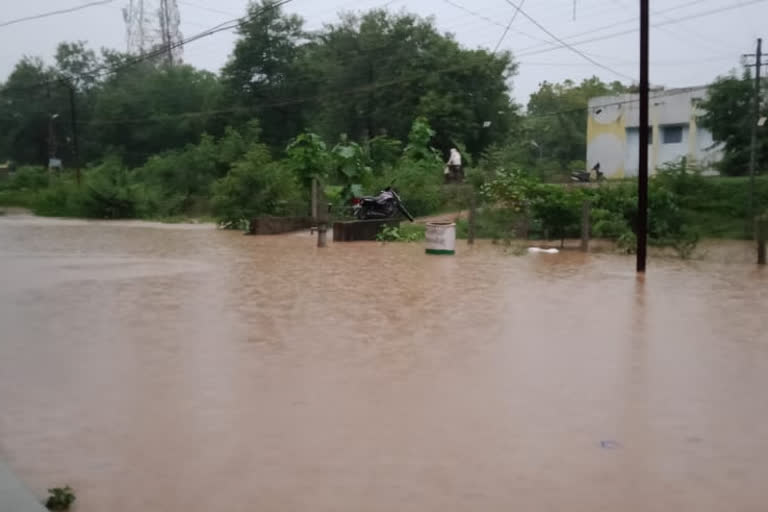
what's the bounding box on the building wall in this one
[586,87,723,177]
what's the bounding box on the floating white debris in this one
[527,247,559,254]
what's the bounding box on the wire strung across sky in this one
[0,0,294,95]
[0,0,759,117]
[502,0,637,82]
[493,0,526,54]
[0,0,116,29]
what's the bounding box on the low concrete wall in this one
[0,461,47,512]
[333,219,400,242]
[248,216,313,235]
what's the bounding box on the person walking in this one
[445,147,463,183]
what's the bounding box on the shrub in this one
[529,184,582,246]
[211,145,304,229]
[2,166,49,191]
[45,486,75,511]
[377,224,425,242]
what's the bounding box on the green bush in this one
[370,160,443,218]
[211,145,304,229]
[377,224,425,242]
[591,207,631,239]
[529,184,583,246]
[45,486,75,511]
[2,166,49,191]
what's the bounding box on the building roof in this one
[588,85,709,108]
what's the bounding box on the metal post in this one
[758,216,767,265]
[311,178,318,220]
[68,85,81,186]
[749,38,762,239]
[48,116,57,166]
[637,0,650,273]
[581,200,591,252]
[468,186,476,245]
[316,180,327,248]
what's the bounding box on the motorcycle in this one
[352,185,415,222]
[571,162,605,183]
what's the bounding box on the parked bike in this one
[571,162,605,183]
[352,185,415,222]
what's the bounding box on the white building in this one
[586,86,723,177]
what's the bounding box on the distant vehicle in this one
[352,184,414,222]
[571,162,605,183]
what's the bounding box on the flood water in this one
[1,214,767,512]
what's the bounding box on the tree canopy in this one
[699,70,766,176]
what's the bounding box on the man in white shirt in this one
[445,148,463,183]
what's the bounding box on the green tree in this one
[221,0,307,148]
[88,62,225,165]
[699,71,765,176]
[300,10,517,157]
[0,57,63,166]
[211,144,303,228]
[524,77,629,176]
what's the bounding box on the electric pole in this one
[637,0,649,273]
[68,85,81,186]
[745,38,762,238]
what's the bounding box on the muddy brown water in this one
[1,214,767,512]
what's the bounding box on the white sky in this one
[0,0,765,103]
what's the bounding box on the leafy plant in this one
[481,167,539,214]
[286,132,331,189]
[211,145,303,229]
[377,224,424,242]
[331,134,372,200]
[45,486,75,511]
[529,184,582,247]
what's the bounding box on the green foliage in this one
[377,224,425,242]
[373,160,443,218]
[524,77,630,176]
[481,167,538,213]
[367,136,402,172]
[591,207,631,239]
[456,207,519,240]
[221,0,306,148]
[298,10,516,156]
[699,72,765,176]
[529,184,582,246]
[403,117,441,162]
[211,145,304,229]
[88,64,226,166]
[331,135,372,199]
[286,132,331,187]
[45,486,75,511]
[1,166,49,191]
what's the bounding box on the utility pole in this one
[315,180,328,248]
[68,85,81,186]
[745,38,762,238]
[637,0,649,273]
[48,115,58,165]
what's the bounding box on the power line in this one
[0,0,294,95]
[442,0,552,48]
[69,76,714,127]
[493,0,526,54]
[516,0,768,59]
[512,0,711,55]
[515,0,764,57]
[0,0,116,29]
[501,0,637,81]
[177,0,240,18]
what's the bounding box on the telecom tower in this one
[123,0,183,64]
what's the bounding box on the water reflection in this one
[0,215,766,512]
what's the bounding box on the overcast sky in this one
[1,0,765,103]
